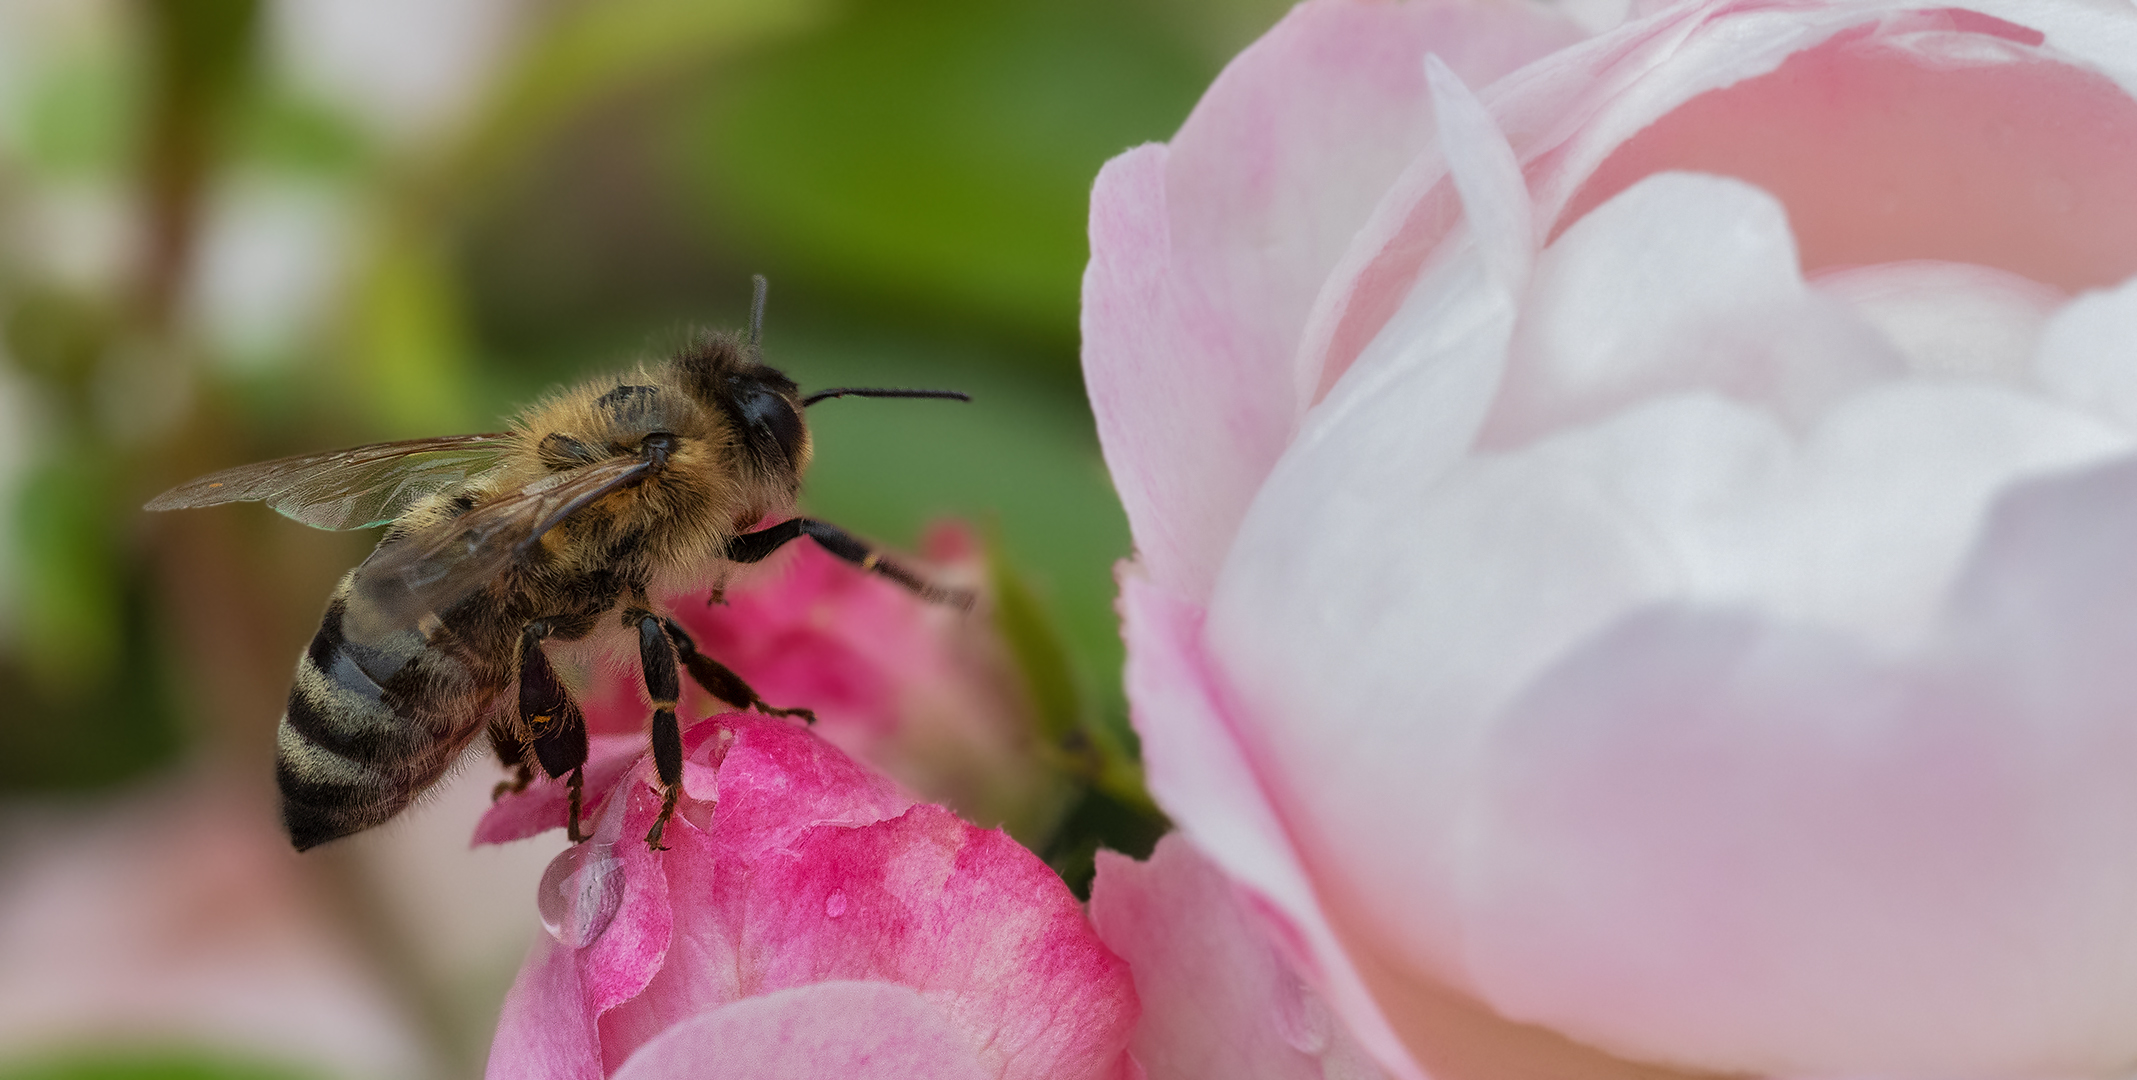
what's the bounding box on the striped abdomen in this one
[276,571,498,850]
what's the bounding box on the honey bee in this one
[148,279,969,851]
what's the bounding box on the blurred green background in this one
[0,0,1290,1077]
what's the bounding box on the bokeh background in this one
[0,1,1290,1076]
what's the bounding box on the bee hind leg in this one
[488,719,534,801]
[661,617,816,725]
[520,620,590,843]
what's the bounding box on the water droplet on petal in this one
[1273,972,1332,1055]
[539,842,623,948]
[824,889,847,918]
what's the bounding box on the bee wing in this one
[344,455,655,640]
[145,433,518,531]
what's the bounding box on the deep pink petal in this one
[611,803,1137,1080]
[705,714,916,858]
[580,714,914,1057]
[578,771,676,1016]
[1090,835,1390,1080]
[607,981,992,1080]
[502,713,1134,1075]
[583,716,1133,1074]
[1083,0,1582,603]
[742,807,1136,1080]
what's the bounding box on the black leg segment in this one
[661,617,816,724]
[634,612,684,849]
[519,621,589,842]
[727,517,973,609]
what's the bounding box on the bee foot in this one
[757,701,817,725]
[644,784,679,849]
[492,764,534,802]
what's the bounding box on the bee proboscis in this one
[148,279,970,850]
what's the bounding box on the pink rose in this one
[1085,0,2137,1077]
[481,713,1138,1079]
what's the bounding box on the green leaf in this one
[989,539,1085,744]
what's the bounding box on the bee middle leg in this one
[632,611,684,850]
[660,617,816,725]
[519,620,589,843]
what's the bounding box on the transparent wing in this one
[343,456,654,641]
[144,433,517,531]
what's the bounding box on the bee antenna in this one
[801,387,973,408]
[747,274,769,359]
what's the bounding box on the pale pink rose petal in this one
[608,981,993,1080]
[1425,54,1534,298]
[1090,834,1390,1080]
[1083,0,1582,603]
[1117,570,1419,1079]
[1207,161,2137,1033]
[488,935,603,1080]
[1559,7,2137,292]
[1457,455,2137,1075]
[1304,0,2137,398]
[2036,275,2137,431]
[1486,172,1901,446]
[1092,0,2137,1076]
[1811,261,2066,383]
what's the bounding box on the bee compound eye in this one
[742,390,804,463]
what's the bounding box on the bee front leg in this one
[661,617,816,725]
[519,620,590,843]
[633,612,684,851]
[728,517,975,609]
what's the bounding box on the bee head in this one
[672,332,810,481]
